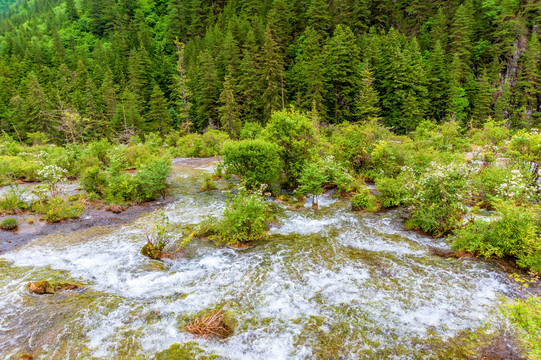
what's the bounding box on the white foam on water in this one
[0,164,519,359]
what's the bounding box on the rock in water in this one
[27,281,50,294]
[19,354,33,360]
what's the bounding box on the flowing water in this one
[0,159,520,359]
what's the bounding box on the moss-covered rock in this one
[27,280,80,295]
[154,342,218,360]
[141,242,163,260]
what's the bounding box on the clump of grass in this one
[0,217,18,230]
[186,307,234,339]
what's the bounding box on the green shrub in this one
[0,155,40,181]
[375,176,409,208]
[404,162,474,236]
[329,120,392,173]
[452,201,541,271]
[133,157,172,201]
[471,166,536,208]
[262,109,318,187]
[0,217,18,230]
[34,197,85,223]
[351,188,377,211]
[222,139,282,188]
[0,185,28,214]
[503,296,541,359]
[200,186,271,246]
[80,166,108,196]
[176,133,205,157]
[239,122,263,140]
[297,162,328,207]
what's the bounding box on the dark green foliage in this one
[0,0,539,140]
[222,139,282,188]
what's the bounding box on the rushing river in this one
[0,158,520,359]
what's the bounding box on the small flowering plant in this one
[403,161,478,235]
[495,169,538,204]
[37,164,67,198]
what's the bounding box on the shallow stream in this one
[0,158,521,359]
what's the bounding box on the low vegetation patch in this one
[0,217,18,230]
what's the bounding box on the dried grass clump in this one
[186,308,234,339]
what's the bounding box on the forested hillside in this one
[0,0,540,143]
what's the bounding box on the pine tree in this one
[218,67,241,138]
[447,54,470,123]
[426,40,448,121]
[66,0,79,21]
[194,49,219,129]
[472,68,493,126]
[173,39,192,132]
[324,24,361,123]
[306,0,331,33]
[294,27,326,115]
[451,0,474,70]
[519,33,541,122]
[355,63,380,121]
[147,84,172,133]
[260,26,285,122]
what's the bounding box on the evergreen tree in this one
[447,54,470,122]
[147,84,172,133]
[472,68,493,126]
[65,0,79,21]
[519,33,541,122]
[260,26,285,122]
[324,24,361,123]
[194,49,219,129]
[218,67,241,138]
[426,40,448,121]
[355,63,380,121]
[306,0,330,33]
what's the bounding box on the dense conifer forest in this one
[0,0,540,142]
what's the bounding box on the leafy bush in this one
[351,188,379,212]
[0,217,18,230]
[452,201,541,272]
[200,186,271,246]
[0,155,40,181]
[133,157,172,201]
[404,162,476,236]
[222,139,282,188]
[34,197,85,223]
[375,176,409,208]
[329,120,392,173]
[471,166,536,208]
[504,296,541,359]
[0,185,28,214]
[80,166,108,196]
[297,162,328,207]
[262,109,318,187]
[413,120,468,153]
[239,122,263,140]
